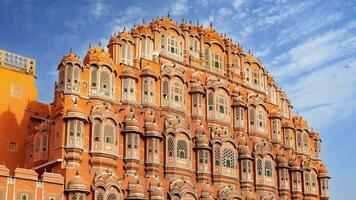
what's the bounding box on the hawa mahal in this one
[0,16,330,200]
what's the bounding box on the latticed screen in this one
[167,137,174,157]
[177,140,187,159]
[222,148,235,168]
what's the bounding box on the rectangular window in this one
[8,142,17,152]
[10,84,23,98]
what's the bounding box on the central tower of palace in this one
[0,16,330,200]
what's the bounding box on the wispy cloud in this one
[284,57,356,130]
[269,21,356,80]
[170,0,190,16]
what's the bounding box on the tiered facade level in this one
[0,17,330,200]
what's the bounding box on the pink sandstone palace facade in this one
[0,16,330,200]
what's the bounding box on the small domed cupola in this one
[83,47,114,69]
[195,125,210,149]
[64,100,86,121]
[65,172,90,199]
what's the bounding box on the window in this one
[167,137,174,157]
[100,68,111,96]
[257,110,264,128]
[95,192,104,200]
[205,46,210,69]
[252,71,259,86]
[214,146,220,166]
[257,159,262,176]
[199,151,204,163]
[171,79,184,108]
[122,78,136,102]
[222,148,235,168]
[189,36,199,58]
[8,142,17,152]
[107,193,117,200]
[21,194,28,200]
[67,119,84,147]
[168,35,181,57]
[141,37,153,60]
[104,119,115,144]
[211,51,223,71]
[142,77,155,104]
[177,140,187,159]
[207,91,214,111]
[93,119,102,142]
[216,94,227,114]
[242,160,247,173]
[249,107,255,126]
[90,65,99,88]
[121,42,133,65]
[265,161,272,177]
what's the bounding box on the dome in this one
[150,188,164,198]
[67,173,88,192]
[195,133,210,149]
[83,47,114,67]
[141,67,157,80]
[190,82,205,94]
[239,145,251,158]
[60,52,81,64]
[67,103,83,115]
[237,135,247,145]
[125,116,141,132]
[282,120,294,128]
[232,94,246,107]
[145,122,162,138]
[65,102,86,121]
[270,109,281,118]
[120,67,137,80]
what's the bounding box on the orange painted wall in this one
[0,66,38,170]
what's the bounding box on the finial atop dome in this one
[98,41,102,47]
[167,11,171,19]
[210,21,213,28]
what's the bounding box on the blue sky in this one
[0,0,355,199]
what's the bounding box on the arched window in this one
[222,148,235,168]
[265,161,272,177]
[257,109,264,128]
[59,66,65,85]
[67,119,83,147]
[167,137,174,157]
[257,159,263,176]
[177,140,187,159]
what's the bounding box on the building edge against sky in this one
[0,17,330,200]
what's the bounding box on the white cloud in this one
[284,58,356,130]
[275,11,343,46]
[91,0,106,18]
[269,21,356,80]
[232,0,248,10]
[171,0,190,16]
